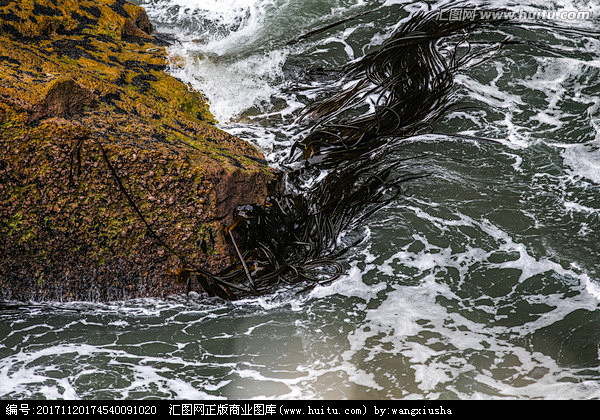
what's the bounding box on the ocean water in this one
[2,0,600,399]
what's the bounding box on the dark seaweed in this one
[108,0,130,19]
[195,8,517,299]
[81,4,101,19]
[131,73,158,92]
[32,3,63,17]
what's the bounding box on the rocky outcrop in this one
[0,0,278,301]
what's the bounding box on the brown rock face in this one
[31,77,97,120]
[0,0,278,301]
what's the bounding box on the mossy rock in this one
[0,0,278,301]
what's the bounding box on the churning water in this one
[2,0,600,399]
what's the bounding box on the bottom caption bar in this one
[0,400,572,417]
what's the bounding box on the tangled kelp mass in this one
[199,9,513,299]
[200,6,600,300]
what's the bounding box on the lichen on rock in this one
[0,0,278,301]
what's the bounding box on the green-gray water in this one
[2,0,600,399]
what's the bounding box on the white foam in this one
[455,72,531,148]
[308,264,387,301]
[564,200,600,214]
[586,279,600,301]
[341,258,600,397]
[142,0,268,34]
[562,142,600,184]
[164,0,258,14]
[168,44,286,122]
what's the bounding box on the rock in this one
[0,0,278,301]
[31,77,97,120]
